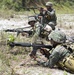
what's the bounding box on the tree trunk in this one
[22,0,26,8]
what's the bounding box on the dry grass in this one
[0,13,74,75]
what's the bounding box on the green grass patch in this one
[0,5,74,19]
[54,4,74,14]
[64,71,69,75]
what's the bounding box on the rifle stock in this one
[25,7,38,14]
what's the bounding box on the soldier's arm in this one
[36,50,60,68]
[47,52,60,68]
[31,23,41,42]
[47,45,70,68]
[42,45,63,68]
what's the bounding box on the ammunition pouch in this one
[58,54,74,73]
[63,43,74,53]
[45,15,51,21]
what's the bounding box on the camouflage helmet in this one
[48,22,55,30]
[48,30,66,43]
[46,2,53,7]
[44,25,52,32]
[28,17,36,24]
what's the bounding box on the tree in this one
[22,0,26,8]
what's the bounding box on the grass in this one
[0,31,30,75]
[54,4,74,14]
[0,5,73,74]
[64,71,69,75]
[0,4,74,19]
[0,8,38,19]
[0,32,72,75]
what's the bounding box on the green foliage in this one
[0,0,22,11]
[1,0,13,9]
[0,0,73,11]
[63,71,69,75]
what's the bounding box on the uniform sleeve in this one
[31,23,41,42]
[48,51,60,68]
[35,23,41,35]
[45,45,69,68]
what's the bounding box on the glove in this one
[29,53,37,60]
[40,48,50,59]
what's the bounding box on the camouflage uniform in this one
[40,30,74,73]
[28,17,52,57]
[38,2,57,30]
[27,17,40,55]
[28,17,41,38]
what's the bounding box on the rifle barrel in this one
[26,7,38,9]
[5,29,17,32]
[4,29,32,33]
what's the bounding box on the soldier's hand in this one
[40,48,47,55]
[40,48,50,59]
[29,53,37,60]
[38,16,42,19]
[21,32,28,37]
[43,8,47,11]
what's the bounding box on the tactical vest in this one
[57,43,74,73]
[45,13,57,23]
[42,43,74,73]
[58,54,74,73]
[63,43,74,53]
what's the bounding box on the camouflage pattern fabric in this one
[30,22,51,44]
[30,22,51,56]
[46,10,57,30]
[48,30,66,43]
[38,30,74,72]
[28,17,36,24]
[45,2,57,25]
[48,45,70,68]
[58,53,74,73]
[38,8,57,30]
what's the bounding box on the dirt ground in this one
[0,14,74,75]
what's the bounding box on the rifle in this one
[8,42,52,49]
[16,26,31,30]
[26,7,38,10]
[8,42,52,59]
[26,7,46,26]
[4,29,33,36]
[26,7,38,14]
